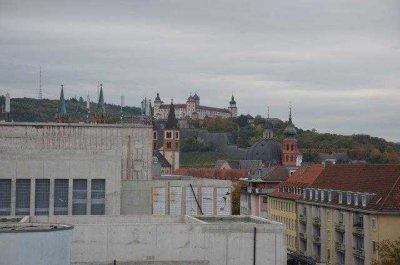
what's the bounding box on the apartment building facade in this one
[297,164,400,265]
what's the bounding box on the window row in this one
[0,179,105,216]
[270,199,296,213]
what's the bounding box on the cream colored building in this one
[296,164,400,265]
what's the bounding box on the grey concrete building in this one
[0,122,153,217]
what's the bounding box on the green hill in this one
[0,96,141,122]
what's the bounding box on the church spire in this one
[288,103,292,124]
[165,99,178,129]
[96,84,105,115]
[59,84,67,116]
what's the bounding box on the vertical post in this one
[253,227,257,265]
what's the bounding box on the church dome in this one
[155,93,161,101]
[283,123,297,137]
[193,93,200,100]
[246,139,282,164]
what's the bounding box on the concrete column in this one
[30,179,35,216]
[68,179,73,215]
[10,179,16,216]
[49,179,54,216]
[344,211,352,265]
[87,179,91,215]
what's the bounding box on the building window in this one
[175,132,179,139]
[290,155,294,162]
[166,142,172,148]
[54,179,69,215]
[73,179,87,215]
[91,179,105,215]
[361,195,367,207]
[371,218,377,231]
[354,193,359,206]
[35,179,50,216]
[262,196,268,203]
[315,190,319,201]
[321,190,325,202]
[328,191,332,202]
[347,192,352,205]
[0,179,11,216]
[16,179,31,216]
[291,144,294,151]
[153,131,157,140]
[339,192,343,204]
[166,131,172,139]
[310,189,313,200]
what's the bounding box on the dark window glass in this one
[35,179,50,216]
[91,179,105,215]
[0,179,11,216]
[54,179,68,215]
[16,179,31,215]
[73,179,87,215]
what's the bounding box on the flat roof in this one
[193,216,270,224]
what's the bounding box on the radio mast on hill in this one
[38,66,42,99]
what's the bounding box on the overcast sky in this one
[1,0,399,141]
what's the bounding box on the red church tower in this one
[282,106,299,167]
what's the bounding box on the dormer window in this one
[347,192,352,205]
[328,191,332,202]
[310,189,313,200]
[321,190,325,202]
[339,192,343,204]
[315,190,319,201]
[354,194,359,206]
[303,190,307,200]
[362,195,367,207]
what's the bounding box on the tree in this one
[372,238,400,265]
[231,181,245,215]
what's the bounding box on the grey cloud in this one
[0,0,399,141]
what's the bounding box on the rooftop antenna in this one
[267,106,270,119]
[289,101,292,123]
[38,66,42,99]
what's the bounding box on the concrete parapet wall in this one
[31,215,286,265]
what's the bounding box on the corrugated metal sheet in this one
[152,187,166,215]
[201,187,214,215]
[185,186,198,215]
[216,187,231,215]
[169,186,182,216]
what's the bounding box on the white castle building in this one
[153,93,237,120]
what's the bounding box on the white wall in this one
[32,215,287,265]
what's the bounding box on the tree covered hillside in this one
[0,96,141,123]
[185,115,400,164]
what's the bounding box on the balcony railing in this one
[353,225,364,237]
[353,247,365,259]
[299,232,307,241]
[335,222,345,233]
[313,235,321,245]
[335,242,345,253]
[299,214,307,224]
[313,217,321,226]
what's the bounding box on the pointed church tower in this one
[95,84,107,124]
[162,100,180,171]
[282,105,299,167]
[56,84,69,123]
[263,106,274,139]
[228,94,238,118]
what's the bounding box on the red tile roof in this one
[303,164,400,212]
[269,164,324,200]
[285,164,324,187]
[173,168,249,181]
